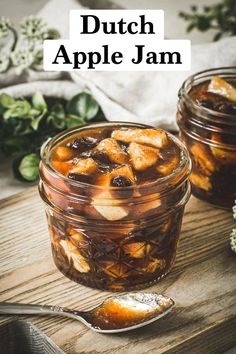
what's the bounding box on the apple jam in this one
[39,122,191,291]
[82,294,174,331]
[177,68,236,209]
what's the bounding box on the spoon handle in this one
[0,302,87,323]
[0,302,65,316]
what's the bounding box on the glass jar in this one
[39,122,191,291]
[177,67,236,209]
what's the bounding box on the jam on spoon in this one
[83,293,174,332]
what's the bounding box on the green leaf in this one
[12,119,32,135]
[4,100,31,119]
[196,15,211,31]
[187,23,196,32]
[66,114,86,129]
[32,91,47,111]
[67,92,99,120]
[51,103,65,119]
[47,114,64,129]
[0,104,4,116]
[44,28,60,40]
[30,109,47,130]
[29,108,41,117]
[47,103,66,129]
[0,93,15,108]
[203,6,211,13]
[213,31,223,41]
[18,153,40,181]
[2,136,29,156]
[3,109,14,120]
[191,5,197,12]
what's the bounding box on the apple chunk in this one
[95,138,128,164]
[92,190,129,221]
[54,146,74,161]
[208,76,236,103]
[70,158,98,175]
[191,143,219,176]
[112,128,168,148]
[128,142,160,171]
[60,239,90,273]
[190,172,212,191]
[156,155,180,176]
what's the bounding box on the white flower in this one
[20,16,46,43]
[233,201,236,220]
[0,53,10,73]
[230,201,236,254]
[0,16,11,38]
[11,49,34,74]
[230,229,236,254]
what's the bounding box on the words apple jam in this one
[177,67,236,209]
[52,44,182,70]
[39,122,191,291]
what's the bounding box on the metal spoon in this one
[0,293,174,334]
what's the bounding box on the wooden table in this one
[0,187,236,354]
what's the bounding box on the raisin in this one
[218,103,236,115]
[118,141,129,152]
[197,99,214,110]
[215,102,231,113]
[92,151,111,165]
[70,137,97,151]
[197,99,236,115]
[68,173,90,183]
[111,175,133,188]
[228,104,236,115]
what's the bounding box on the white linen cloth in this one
[1,0,236,131]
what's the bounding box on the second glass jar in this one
[177,67,236,209]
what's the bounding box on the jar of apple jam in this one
[177,67,236,209]
[39,122,191,291]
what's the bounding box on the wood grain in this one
[0,187,235,354]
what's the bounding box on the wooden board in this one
[0,187,236,354]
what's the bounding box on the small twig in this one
[9,25,18,52]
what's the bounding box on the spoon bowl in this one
[0,293,174,334]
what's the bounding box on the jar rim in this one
[179,66,236,126]
[40,121,191,193]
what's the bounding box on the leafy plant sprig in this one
[179,0,236,41]
[0,91,105,181]
[0,15,60,74]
